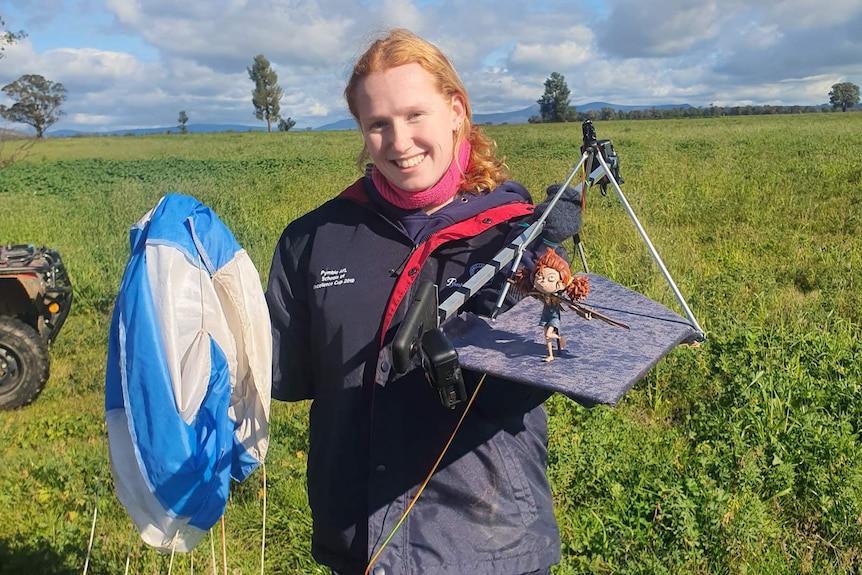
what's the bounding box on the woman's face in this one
[354,63,466,192]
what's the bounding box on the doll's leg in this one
[543,327,556,361]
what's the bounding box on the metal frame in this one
[436,124,706,342]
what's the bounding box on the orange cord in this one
[364,373,487,574]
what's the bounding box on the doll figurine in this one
[510,247,591,362]
[510,247,630,362]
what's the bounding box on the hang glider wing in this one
[445,273,700,408]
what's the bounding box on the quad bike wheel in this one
[0,316,50,410]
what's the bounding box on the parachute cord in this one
[209,528,218,575]
[364,373,487,575]
[198,255,207,332]
[220,516,228,575]
[83,441,108,575]
[123,523,136,575]
[81,490,98,575]
[167,536,178,575]
[260,462,267,575]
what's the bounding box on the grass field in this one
[1,113,861,574]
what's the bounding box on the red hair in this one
[511,247,590,301]
[344,28,508,193]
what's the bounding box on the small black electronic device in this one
[392,280,467,409]
[582,120,624,193]
[418,328,466,409]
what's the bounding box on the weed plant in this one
[0,113,860,574]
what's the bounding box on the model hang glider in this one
[394,120,705,409]
[105,193,272,552]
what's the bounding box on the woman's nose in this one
[389,121,412,152]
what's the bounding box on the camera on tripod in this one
[582,120,624,194]
[392,281,466,409]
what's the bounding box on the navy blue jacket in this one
[266,176,562,575]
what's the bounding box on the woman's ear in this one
[450,94,467,130]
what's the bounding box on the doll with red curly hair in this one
[510,247,590,362]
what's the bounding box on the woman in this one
[266,28,562,575]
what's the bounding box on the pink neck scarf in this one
[371,140,471,211]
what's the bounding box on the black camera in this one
[392,280,467,409]
[418,328,465,409]
[581,120,624,193]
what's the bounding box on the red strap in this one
[379,202,534,346]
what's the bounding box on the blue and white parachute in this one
[105,194,272,552]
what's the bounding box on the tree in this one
[599,107,617,121]
[1,14,27,61]
[0,75,67,138]
[277,116,296,131]
[829,82,860,112]
[247,54,283,132]
[537,72,572,123]
[0,14,33,168]
[178,110,189,134]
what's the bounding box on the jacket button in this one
[482,217,492,224]
[408,267,418,276]
[380,360,390,372]
[372,567,386,575]
[375,464,386,473]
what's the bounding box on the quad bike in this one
[0,244,73,410]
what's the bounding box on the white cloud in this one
[309,102,329,116]
[102,0,143,27]
[68,112,115,125]
[1,0,859,133]
[764,0,862,29]
[509,39,594,70]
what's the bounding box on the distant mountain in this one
[49,123,271,137]
[313,106,539,130]
[0,128,30,139]
[46,101,698,137]
[314,118,358,131]
[579,101,695,112]
[314,102,695,131]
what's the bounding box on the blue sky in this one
[2,0,860,133]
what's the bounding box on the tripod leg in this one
[593,152,705,340]
[574,233,589,273]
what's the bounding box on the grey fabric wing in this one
[444,273,700,407]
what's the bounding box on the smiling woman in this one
[351,62,465,197]
[265,27,567,575]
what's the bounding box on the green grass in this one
[1,113,861,574]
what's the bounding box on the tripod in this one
[436,120,704,341]
[575,120,705,341]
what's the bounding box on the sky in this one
[1,0,861,133]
